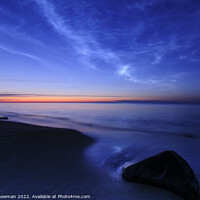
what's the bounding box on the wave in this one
[2,111,200,139]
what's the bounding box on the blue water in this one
[0,103,200,177]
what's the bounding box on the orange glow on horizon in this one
[1,95,196,103]
[0,95,147,103]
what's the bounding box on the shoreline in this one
[0,120,182,199]
[0,120,96,195]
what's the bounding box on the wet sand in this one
[0,121,95,195]
[0,121,182,199]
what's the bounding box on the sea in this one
[0,103,200,178]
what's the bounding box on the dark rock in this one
[0,117,8,120]
[122,151,200,200]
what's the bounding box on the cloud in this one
[34,0,93,63]
[116,63,188,88]
[34,0,121,69]
[117,65,139,82]
[117,65,158,84]
[132,0,166,11]
[34,0,79,41]
[151,47,166,65]
[0,43,45,64]
[0,25,44,47]
[34,0,168,82]
[0,99,13,100]
[117,65,132,78]
[0,93,124,98]
[15,0,200,88]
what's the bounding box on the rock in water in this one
[122,151,200,200]
[0,117,8,120]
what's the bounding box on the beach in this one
[1,0,200,198]
[0,121,95,195]
[0,120,184,199]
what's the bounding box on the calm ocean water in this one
[0,103,200,176]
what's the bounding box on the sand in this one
[0,121,96,195]
[0,121,182,199]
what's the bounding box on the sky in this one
[0,0,200,102]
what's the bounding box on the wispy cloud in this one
[117,65,157,84]
[0,25,44,47]
[34,0,94,64]
[35,0,169,84]
[0,43,45,64]
[34,0,79,41]
[34,0,197,88]
[131,0,164,11]
[117,65,135,82]
[117,64,153,84]
[0,93,124,98]
[1,0,196,89]
[116,63,188,88]
[34,0,121,69]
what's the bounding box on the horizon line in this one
[0,100,200,104]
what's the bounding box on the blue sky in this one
[0,0,200,101]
